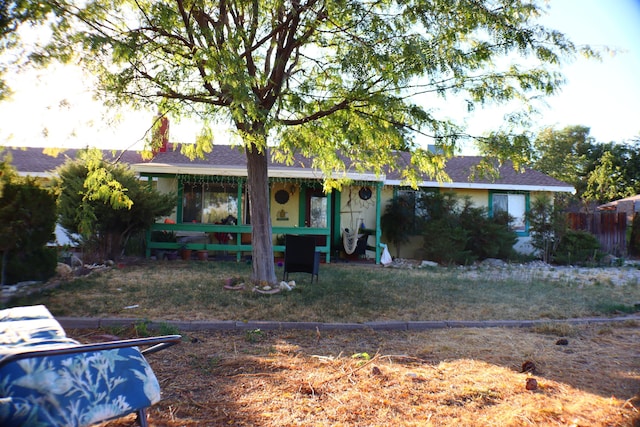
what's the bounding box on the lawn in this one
[6,259,640,426]
[10,259,640,323]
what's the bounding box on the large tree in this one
[35,0,584,284]
[533,125,596,192]
[534,126,640,204]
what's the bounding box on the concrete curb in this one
[57,314,640,333]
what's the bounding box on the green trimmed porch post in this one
[375,182,382,264]
[236,179,244,262]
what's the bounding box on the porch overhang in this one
[131,163,382,182]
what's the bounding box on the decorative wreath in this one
[275,189,290,204]
[358,186,372,200]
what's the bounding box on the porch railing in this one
[146,222,332,263]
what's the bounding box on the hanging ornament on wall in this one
[359,186,372,201]
[275,189,290,204]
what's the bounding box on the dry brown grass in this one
[81,322,640,427]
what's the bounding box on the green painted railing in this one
[146,223,332,263]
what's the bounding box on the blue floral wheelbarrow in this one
[0,305,181,427]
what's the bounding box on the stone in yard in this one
[419,260,439,268]
[56,263,73,277]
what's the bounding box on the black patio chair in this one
[283,234,320,283]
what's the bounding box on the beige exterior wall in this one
[452,189,488,208]
[270,182,300,229]
[338,185,378,232]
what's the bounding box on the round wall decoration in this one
[358,186,372,200]
[275,189,290,204]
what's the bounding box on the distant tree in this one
[583,151,634,205]
[533,127,640,206]
[532,125,596,198]
[55,149,175,261]
[0,157,57,285]
[33,0,588,284]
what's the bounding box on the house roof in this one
[1,147,143,178]
[385,153,574,192]
[598,194,640,211]
[3,145,574,193]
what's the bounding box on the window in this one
[182,183,239,224]
[491,192,528,233]
[396,189,435,233]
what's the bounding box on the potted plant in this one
[196,250,208,261]
[180,244,192,260]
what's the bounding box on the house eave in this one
[132,163,381,182]
[384,180,575,193]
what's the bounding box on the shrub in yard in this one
[4,247,58,284]
[0,158,57,285]
[525,194,567,263]
[380,194,414,258]
[422,218,473,264]
[553,229,602,265]
[459,202,517,261]
[421,193,516,264]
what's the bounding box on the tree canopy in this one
[534,126,640,205]
[30,0,586,283]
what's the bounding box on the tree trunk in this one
[246,144,277,285]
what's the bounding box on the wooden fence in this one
[567,212,627,256]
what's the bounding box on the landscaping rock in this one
[419,260,439,268]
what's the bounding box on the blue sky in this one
[0,0,638,150]
[535,0,640,143]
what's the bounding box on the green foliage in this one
[553,230,602,266]
[134,319,152,337]
[4,247,58,285]
[459,205,517,261]
[0,157,57,285]
[533,127,640,204]
[533,126,595,196]
[35,0,585,283]
[583,151,634,204]
[151,230,177,243]
[245,328,264,343]
[421,193,517,265]
[380,195,414,258]
[55,149,175,261]
[525,194,567,263]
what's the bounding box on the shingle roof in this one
[3,145,573,192]
[1,147,143,176]
[384,152,571,189]
[146,145,315,169]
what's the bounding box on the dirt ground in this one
[79,321,640,427]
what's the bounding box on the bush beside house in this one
[0,159,57,285]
